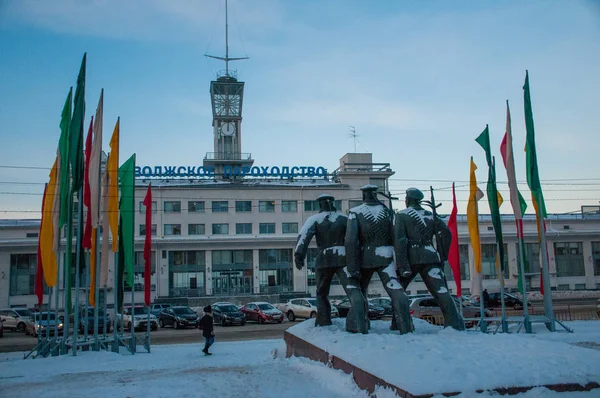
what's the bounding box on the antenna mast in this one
[206,0,248,77]
[349,126,358,153]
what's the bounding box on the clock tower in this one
[203,0,254,178]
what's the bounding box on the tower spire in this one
[205,0,248,78]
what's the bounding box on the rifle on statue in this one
[420,186,449,264]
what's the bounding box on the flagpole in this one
[130,155,136,353]
[54,247,60,355]
[73,189,84,356]
[516,220,532,333]
[497,242,508,333]
[83,252,89,342]
[112,252,119,352]
[476,210,487,333]
[62,208,72,355]
[93,229,101,350]
[539,218,555,331]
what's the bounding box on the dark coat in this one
[295,211,347,269]
[394,205,452,270]
[199,314,214,338]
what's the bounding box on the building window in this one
[26,232,39,238]
[212,201,228,213]
[235,201,252,212]
[305,248,341,287]
[133,251,156,292]
[139,201,157,213]
[139,224,157,236]
[9,254,48,296]
[282,222,298,234]
[480,244,509,280]
[349,200,362,209]
[164,224,181,236]
[333,200,342,211]
[282,200,297,213]
[168,251,206,297]
[592,242,600,276]
[212,250,253,266]
[304,200,318,211]
[188,224,205,235]
[212,223,229,235]
[259,200,275,213]
[259,249,293,294]
[164,201,181,213]
[518,243,541,274]
[554,242,585,277]
[236,223,252,235]
[188,201,205,213]
[259,223,276,234]
[369,178,386,192]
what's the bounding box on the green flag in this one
[476,125,505,271]
[58,88,73,228]
[69,53,86,193]
[119,154,136,287]
[524,70,547,219]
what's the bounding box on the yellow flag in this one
[467,157,483,274]
[40,159,59,287]
[89,228,97,307]
[108,119,120,252]
[497,191,504,208]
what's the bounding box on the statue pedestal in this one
[284,318,600,397]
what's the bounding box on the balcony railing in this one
[204,152,252,161]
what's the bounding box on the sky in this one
[0,0,599,218]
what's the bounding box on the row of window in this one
[140,199,344,214]
[142,222,299,236]
[8,242,600,296]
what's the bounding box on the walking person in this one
[199,305,215,356]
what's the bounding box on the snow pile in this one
[287,318,600,395]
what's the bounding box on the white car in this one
[116,306,158,331]
[283,298,338,321]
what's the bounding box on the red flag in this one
[83,116,93,249]
[143,184,153,306]
[35,185,48,307]
[447,182,462,297]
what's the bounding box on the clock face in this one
[222,122,236,136]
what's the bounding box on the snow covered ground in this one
[288,319,600,396]
[0,321,599,398]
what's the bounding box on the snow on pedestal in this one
[285,318,600,396]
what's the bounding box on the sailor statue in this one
[345,185,413,334]
[294,194,355,327]
[395,188,465,331]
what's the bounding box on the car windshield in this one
[35,313,56,321]
[173,307,194,315]
[125,307,148,315]
[307,299,317,306]
[219,305,239,312]
[15,309,31,317]
[258,304,275,311]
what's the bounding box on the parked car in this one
[368,297,393,316]
[25,311,64,337]
[409,296,492,328]
[158,306,199,329]
[471,292,532,310]
[240,302,283,324]
[335,299,385,320]
[70,306,111,334]
[212,302,246,326]
[0,317,4,338]
[117,306,158,331]
[0,308,32,332]
[283,298,340,322]
[150,303,172,318]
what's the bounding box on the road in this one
[0,320,293,353]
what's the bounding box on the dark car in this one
[70,306,111,334]
[0,317,4,338]
[240,302,283,324]
[335,299,385,320]
[213,302,246,326]
[368,297,393,316]
[158,306,199,329]
[473,292,532,310]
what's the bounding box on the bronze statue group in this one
[295,185,465,335]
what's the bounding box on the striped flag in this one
[447,183,462,297]
[36,185,48,307]
[41,160,59,287]
[89,90,103,227]
[83,116,93,250]
[467,157,484,296]
[100,168,110,287]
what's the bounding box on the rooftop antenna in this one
[349,126,358,153]
[205,0,248,77]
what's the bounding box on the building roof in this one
[135,178,345,189]
[0,219,41,229]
